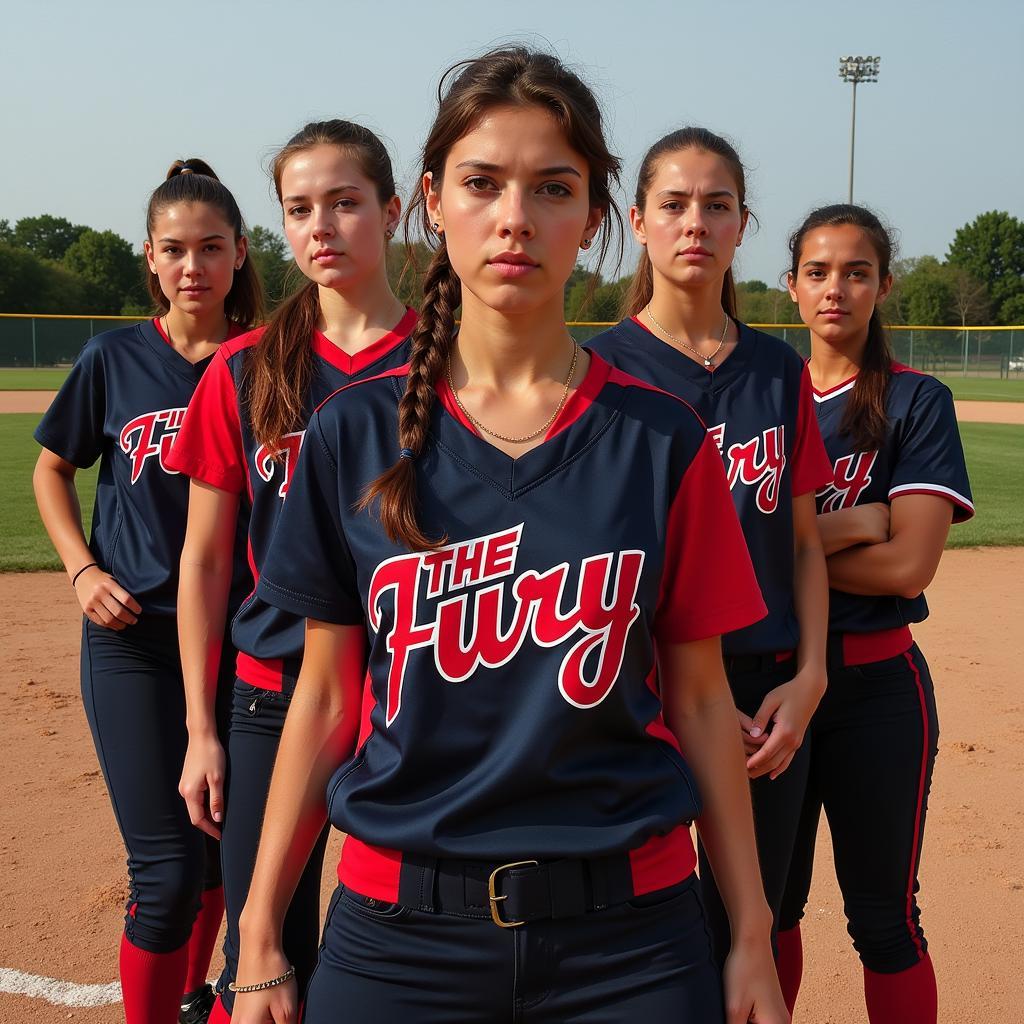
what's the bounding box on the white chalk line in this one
[0,967,122,1007]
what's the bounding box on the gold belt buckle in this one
[487,859,539,928]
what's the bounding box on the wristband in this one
[71,562,98,587]
[228,964,296,994]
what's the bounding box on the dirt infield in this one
[0,391,57,413]
[1,552,1022,1022]
[4,391,1024,424]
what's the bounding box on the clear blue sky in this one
[3,0,1021,288]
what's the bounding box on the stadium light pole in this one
[838,56,881,203]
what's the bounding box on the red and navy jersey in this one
[813,363,974,634]
[256,353,767,899]
[589,318,833,656]
[33,319,250,615]
[166,309,416,693]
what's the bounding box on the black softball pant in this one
[698,653,811,966]
[217,679,329,1014]
[81,615,229,954]
[779,642,939,973]
[303,875,724,1023]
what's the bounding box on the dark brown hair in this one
[623,127,751,320]
[789,203,895,452]
[145,158,263,328]
[359,46,623,550]
[246,121,397,456]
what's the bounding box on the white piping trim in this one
[812,379,856,403]
[889,483,975,511]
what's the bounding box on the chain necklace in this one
[445,341,579,444]
[645,305,729,367]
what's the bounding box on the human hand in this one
[737,708,769,757]
[723,936,790,1024]
[745,667,826,780]
[179,731,226,839]
[74,566,141,630]
[232,946,297,1023]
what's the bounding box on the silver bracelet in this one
[228,964,296,994]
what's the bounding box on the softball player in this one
[777,204,973,1023]
[32,160,262,1024]
[589,127,833,971]
[165,121,414,1020]
[230,48,788,1024]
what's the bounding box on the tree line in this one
[1,210,1021,327]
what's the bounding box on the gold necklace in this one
[446,341,579,444]
[645,305,729,367]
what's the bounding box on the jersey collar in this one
[429,352,617,495]
[138,318,213,382]
[312,307,417,377]
[623,314,757,389]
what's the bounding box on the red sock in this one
[863,954,937,1024]
[775,924,803,1015]
[208,993,232,1022]
[184,885,225,994]
[119,932,189,1024]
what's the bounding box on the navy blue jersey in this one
[256,354,767,901]
[34,319,250,615]
[166,309,416,693]
[813,363,974,634]
[590,318,833,656]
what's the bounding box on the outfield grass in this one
[3,367,1024,400]
[947,423,1024,547]
[1,414,98,572]
[0,416,1018,571]
[937,376,1024,402]
[0,368,72,390]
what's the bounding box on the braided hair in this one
[359,46,622,550]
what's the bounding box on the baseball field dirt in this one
[1,551,1021,1022]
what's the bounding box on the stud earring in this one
[580,237,592,250]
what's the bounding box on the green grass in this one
[936,376,1024,402]
[0,368,72,389]
[3,367,1023,399]
[1,414,98,572]
[947,423,1024,547]
[0,417,1019,572]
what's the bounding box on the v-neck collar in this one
[139,318,214,382]
[624,314,756,390]
[428,353,618,496]
[312,307,417,377]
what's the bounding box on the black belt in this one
[724,650,795,674]
[396,852,635,928]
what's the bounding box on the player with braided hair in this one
[166,122,414,1019]
[231,47,788,1024]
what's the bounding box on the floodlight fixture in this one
[838,55,881,201]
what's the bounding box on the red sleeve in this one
[790,365,834,497]
[165,350,246,493]
[654,434,767,643]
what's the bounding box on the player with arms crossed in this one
[33,161,262,1024]
[166,122,415,1020]
[230,48,789,1024]
[777,205,973,1024]
[590,128,833,975]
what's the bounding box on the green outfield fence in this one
[1,314,1022,378]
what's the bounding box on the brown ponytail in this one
[622,127,752,321]
[788,204,895,452]
[145,158,264,328]
[246,120,398,456]
[360,46,622,551]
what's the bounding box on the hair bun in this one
[165,157,219,182]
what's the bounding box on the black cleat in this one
[179,983,216,1024]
